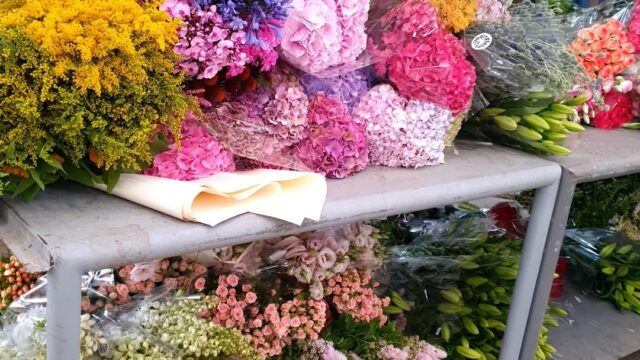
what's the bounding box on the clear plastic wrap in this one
[563,228,640,314]
[365,0,476,115]
[279,0,372,77]
[201,68,312,171]
[464,1,588,102]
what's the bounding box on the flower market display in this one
[5,0,640,358]
[0,203,569,360]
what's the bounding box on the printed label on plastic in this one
[471,33,492,50]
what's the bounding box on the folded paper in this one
[94,170,327,227]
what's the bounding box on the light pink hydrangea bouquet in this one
[280,0,370,74]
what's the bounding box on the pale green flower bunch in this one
[121,297,261,360]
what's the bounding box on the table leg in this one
[500,179,560,360]
[46,262,82,360]
[520,171,577,360]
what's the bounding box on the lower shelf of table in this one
[549,281,640,360]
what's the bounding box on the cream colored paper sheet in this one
[95,170,327,227]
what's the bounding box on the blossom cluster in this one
[301,339,348,360]
[294,93,368,178]
[0,256,40,311]
[325,269,391,325]
[280,0,369,74]
[377,337,448,360]
[629,3,640,53]
[144,116,236,180]
[265,230,351,300]
[204,274,327,356]
[353,84,453,168]
[0,0,190,198]
[116,257,208,296]
[161,0,289,80]
[591,90,634,129]
[298,69,372,110]
[476,0,511,23]
[369,0,476,115]
[205,70,310,169]
[431,0,478,33]
[570,19,636,79]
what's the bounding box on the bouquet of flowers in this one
[367,0,476,116]
[0,0,193,199]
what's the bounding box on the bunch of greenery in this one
[464,0,588,102]
[570,175,640,240]
[0,0,193,199]
[564,229,640,315]
[384,213,565,360]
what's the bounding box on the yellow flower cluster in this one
[431,0,478,33]
[0,0,193,198]
[1,0,180,95]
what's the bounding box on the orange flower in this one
[600,65,614,78]
[2,165,29,178]
[51,154,64,164]
[88,147,102,166]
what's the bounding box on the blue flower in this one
[216,0,240,21]
[230,16,248,30]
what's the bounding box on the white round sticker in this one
[471,33,492,50]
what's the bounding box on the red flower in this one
[592,90,634,129]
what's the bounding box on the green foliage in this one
[569,175,640,240]
[323,314,406,360]
[0,24,193,199]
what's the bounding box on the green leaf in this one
[11,177,35,197]
[28,169,45,191]
[5,142,15,160]
[21,183,41,201]
[62,162,94,187]
[104,171,121,193]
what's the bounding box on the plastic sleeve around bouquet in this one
[563,229,640,300]
[464,1,588,102]
[365,0,475,115]
[563,0,634,37]
[200,69,312,171]
[279,0,372,77]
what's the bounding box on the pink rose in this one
[194,277,206,292]
[227,274,239,287]
[245,291,258,304]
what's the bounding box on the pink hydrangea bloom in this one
[281,0,369,74]
[476,0,511,23]
[368,0,476,115]
[161,0,249,79]
[144,117,236,180]
[204,70,309,169]
[294,93,368,179]
[302,340,348,360]
[242,19,283,72]
[629,2,640,53]
[353,84,453,168]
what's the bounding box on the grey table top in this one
[547,128,640,183]
[550,281,640,360]
[0,142,559,272]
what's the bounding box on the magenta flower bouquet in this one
[161,0,291,80]
[367,0,476,116]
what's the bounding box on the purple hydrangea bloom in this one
[298,68,373,111]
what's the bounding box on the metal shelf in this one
[524,128,640,360]
[550,281,640,360]
[0,141,562,360]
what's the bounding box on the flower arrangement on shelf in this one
[353,84,453,168]
[430,0,478,33]
[280,0,369,74]
[0,0,193,199]
[368,0,476,116]
[570,19,636,80]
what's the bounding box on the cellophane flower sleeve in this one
[563,228,640,315]
[464,1,587,102]
[366,0,476,116]
[201,69,312,171]
[279,0,372,77]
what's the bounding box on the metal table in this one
[522,128,640,360]
[0,142,561,360]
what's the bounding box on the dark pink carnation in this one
[591,90,634,129]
